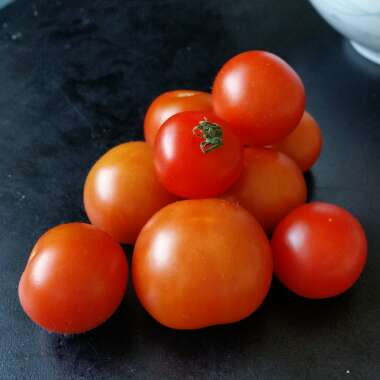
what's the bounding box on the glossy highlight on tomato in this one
[212,51,305,146]
[271,202,367,299]
[132,199,273,329]
[144,90,212,147]
[154,111,243,199]
[18,223,128,334]
[84,142,177,244]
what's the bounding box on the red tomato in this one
[224,147,307,232]
[154,111,243,198]
[212,51,305,146]
[18,223,128,334]
[144,90,212,147]
[271,202,367,299]
[132,199,273,329]
[272,111,322,172]
[84,142,177,244]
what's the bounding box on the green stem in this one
[192,118,224,154]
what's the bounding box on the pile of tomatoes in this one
[18,51,367,334]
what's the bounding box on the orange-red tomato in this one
[271,202,367,299]
[84,142,177,244]
[154,111,243,198]
[132,199,273,330]
[144,90,212,147]
[212,51,305,146]
[18,223,128,334]
[272,111,322,172]
[225,147,307,233]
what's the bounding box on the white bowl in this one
[309,0,380,64]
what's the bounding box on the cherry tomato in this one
[132,199,273,329]
[144,90,212,147]
[272,111,322,172]
[154,111,243,198]
[271,202,367,299]
[224,147,307,233]
[212,51,305,146]
[18,223,128,334]
[84,142,177,244]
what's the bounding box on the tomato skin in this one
[225,147,307,233]
[272,111,322,172]
[212,51,305,146]
[84,142,177,244]
[132,199,273,330]
[154,111,243,199]
[271,202,367,299]
[18,223,128,334]
[144,90,212,147]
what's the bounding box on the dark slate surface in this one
[0,1,379,379]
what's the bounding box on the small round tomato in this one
[212,51,305,146]
[84,142,177,244]
[18,223,128,334]
[132,199,273,330]
[271,202,367,299]
[272,111,322,172]
[144,90,212,147]
[224,147,307,233]
[154,111,243,198]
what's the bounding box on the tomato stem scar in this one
[192,118,224,154]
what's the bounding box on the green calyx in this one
[192,118,224,154]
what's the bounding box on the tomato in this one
[271,202,367,299]
[84,142,177,244]
[18,223,128,334]
[144,90,212,147]
[272,111,322,172]
[154,111,243,198]
[224,147,307,233]
[132,199,272,329]
[212,51,305,146]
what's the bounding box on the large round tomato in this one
[271,202,367,299]
[84,142,177,244]
[212,51,305,146]
[18,223,128,334]
[272,111,322,172]
[144,90,212,147]
[225,147,307,232]
[154,111,243,198]
[132,199,273,330]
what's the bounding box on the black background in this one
[1,1,379,379]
